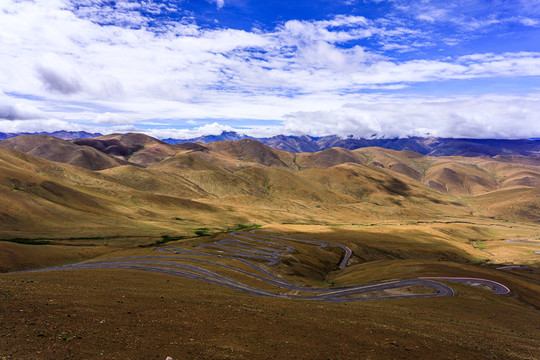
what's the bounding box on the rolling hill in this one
[72,133,177,166]
[1,133,539,360]
[0,135,129,170]
[0,133,538,240]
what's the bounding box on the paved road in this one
[496,265,531,270]
[418,277,510,295]
[505,239,540,245]
[12,229,510,302]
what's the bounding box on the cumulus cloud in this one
[184,122,235,137]
[0,104,46,121]
[36,65,83,95]
[213,0,225,9]
[119,122,237,139]
[397,0,540,33]
[94,112,131,124]
[283,95,540,139]
[3,1,538,101]
[3,93,539,140]
[0,1,539,139]
[518,17,540,26]
[0,119,95,133]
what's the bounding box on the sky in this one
[1,0,540,139]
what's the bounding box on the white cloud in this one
[0,103,46,121]
[3,0,537,105]
[283,94,540,139]
[0,119,95,133]
[2,93,539,140]
[396,0,540,31]
[94,112,131,124]
[36,64,84,95]
[0,1,539,139]
[518,17,540,26]
[416,9,449,23]
[210,0,225,9]
[145,122,235,139]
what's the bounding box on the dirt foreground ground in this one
[1,225,539,359]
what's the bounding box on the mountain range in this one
[0,130,102,141]
[164,131,540,157]
[1,131,538,157]
[0,132,538,241]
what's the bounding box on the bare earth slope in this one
[72,133,177,166]
[0,144,241,239]
[1,226,540,359]
[1,135,540,360]
[0,135,128,170]
[1,135,539,241]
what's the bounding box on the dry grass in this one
[1,226,540,359]
[1,137,540,358]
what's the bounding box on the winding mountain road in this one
[14,230,510,302]
[505,239,540,245]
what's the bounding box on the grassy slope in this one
[0,135,128,170]
[1,136,539,358]
[1,226,539,359]
[0,145,246,240]
[1,135,539,239]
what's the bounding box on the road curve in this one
[11,229,510,302]
[505,239,540,245]
[418,277,510,295]
[496,265,531,270]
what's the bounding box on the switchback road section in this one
[14,230,510,302]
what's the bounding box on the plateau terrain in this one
[2,130,539,157]
[0,133,539,359]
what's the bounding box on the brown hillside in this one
[424,163,496,196]
[493,154,540,166]
[0,135,127,170]
[297,163,471,218]
[352,147,433,182]
[0,145,240,238]
[153,149,245,172]
[172,169,266,198]
[2,135,540,360]
[73,133,176,166]
[350,147,540,198]
[100,165,209,199]
[237,166,346,204]
[0,146,123,234]
[1,135,539,240]
[295,147,366,169]
[206,139,294,168]
[465,187,540,223]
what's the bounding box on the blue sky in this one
[0,0,539,139]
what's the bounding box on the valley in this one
[0,133,539,359]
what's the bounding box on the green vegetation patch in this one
[0,238,51,245]
[139,235,186,247]
[225,224,262,231]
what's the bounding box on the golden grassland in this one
[1,134,539,242]
[1,225,540,359]
[1,135,539,359]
